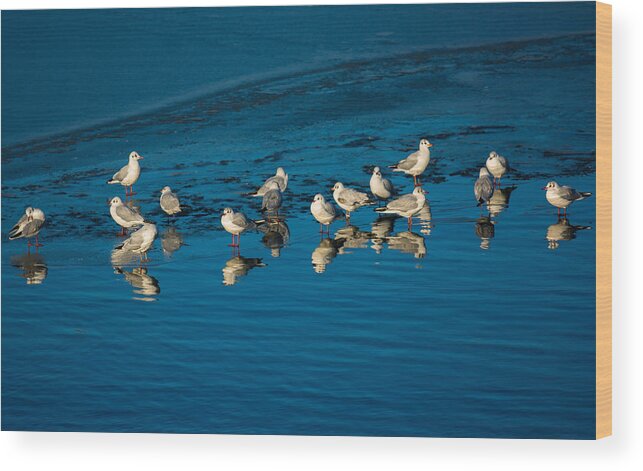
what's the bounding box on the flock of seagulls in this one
[7,139,594,268]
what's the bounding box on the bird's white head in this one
[419,139,433,150]
[129,151,143,160]
[161,186,171,194]
[479,167,491,178]
[413,186,427,196]
[276,167,286,177]
[488,151,498,160]
[31,208,46,221]
[373,166,381,176]
[110,197,123,206]
[332,182,345,192]
[313,193,325,203]
[543,181,559,191]
[222,207,234,216]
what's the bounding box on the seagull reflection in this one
[546,217,592,250]
[11,253,48,285]
[222,255,266,286]
[475,216,495,250]
[487,185,517,217]
[416,201,433,235]
[114,266,161,301]
[161,226,186,257]
[334,224,371,254]
[258,219,290,257]
[370,216,395,254]
[311,238,344,273]
[386,231,427,258]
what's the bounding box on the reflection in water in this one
[416,201,433,235]
[311,237,344,273]
[114,266,161,301]
[475,216,495,250]
[487,185,517,217]
[546,217,592,250]
[259,219,290,257]
[370,216,395,254]
[11,253,48,285]
[222,255,266,286]
[386,231,427,258]
[334,224,371,254]
[161,226,185,257]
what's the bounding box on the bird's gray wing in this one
[558,186,581,201]
[115,204,144,223]
[232,212,255,229]
[396,152,419,170]
[112,163,129,182]
[262,189,282,210]
[10,214,29,234]
[20,219,45,238]
[121,229,146,251]
[161,192,181,213]
[387,194,418,211]
[382,178,395,194]
[323,201,336,217]
[497,155,508,168]
[339,188,368,205]
[474,177,494,202]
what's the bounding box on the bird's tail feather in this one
[580,192,593,198]
[107,179,119,184]
[374,207,388,213]
[9,231,22,240]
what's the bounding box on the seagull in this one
[375,186,426,229]
[370,166,395,202]
[221,208,264,247]
[251,167,288,196]
[310,193,337,234]
[389,139,432,187]
[9,207,46,248]
[115,222,157,262]
[546,217,592,250]
[474,167,494,206]
[160,186,181,216]
[543,181,592,216]
[332,182,374,221]
[485,151,509,187]
[109,196,145,236]
[107,151,143,197]
[261,181,283,215]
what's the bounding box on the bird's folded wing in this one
[112,164,129,181]
[387,194,417,210]
[116,204,143,222]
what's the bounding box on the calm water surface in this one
[2,4,596,438]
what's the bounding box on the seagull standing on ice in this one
[310,193,337,234]
[109,196,145,236]
[261,181,283,215]
[160,186,182,216]
[485,151,509,187]
[543,181,592,216]
[370,166,395,202]
[107,151,143,197]
[251,167,288,196]
[389,139,432,187]
[115,222,157,262]
[375,186,426,229]
[9,207,46,248]
[474,167,494,206]
[332,182,374,221]
[221,208,264,247]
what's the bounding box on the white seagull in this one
[107,151,144,197]
[543,181,592,216]
[310,193,337,233]
[485,151,509,186]
[115,222,157,261]
[375,186,426,229]
[160,186,182,216]
[221,208,264,247]
[261,181,283,214]
[9,207,46,248]
[251,167,288,196]
[332,182,374,221]
[370,166,395,202]
[389,139,432,187]
[109,196,145,236]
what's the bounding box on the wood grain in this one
[596,1,612,440]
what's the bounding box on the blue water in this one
[2,4,596,438]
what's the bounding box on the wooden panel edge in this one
[595,1,612,440]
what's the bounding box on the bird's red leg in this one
[34,234,43,248]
